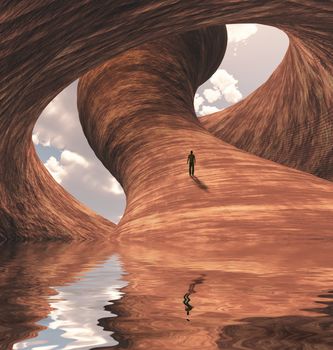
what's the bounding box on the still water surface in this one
[1,236,333,349]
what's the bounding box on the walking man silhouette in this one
[187,150,196,176]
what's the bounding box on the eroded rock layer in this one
[1,1,333,239]
[200,6,333,180]
[78,16,333,241]
[78,26,228,204]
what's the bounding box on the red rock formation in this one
[78,26,228,212]
[78,13,333,241]
[200,6,333,180]
[1,1,333,239]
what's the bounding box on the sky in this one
[33,24,289,224]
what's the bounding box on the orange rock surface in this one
[0,1,332,239]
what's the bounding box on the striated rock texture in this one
[200,4,333,181]
[78,3,333,241]
[1,1,333,239]
[78,26,228,217]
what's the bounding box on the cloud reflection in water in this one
[13,255,127,350]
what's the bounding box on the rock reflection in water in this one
[1,235,333,350]
[0,241,125,350]
[218,291,333,349]
[95,236,333,349]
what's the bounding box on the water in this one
[1,236,333,350]
[12,255,127,350]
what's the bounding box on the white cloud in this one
[227,24,258,43]
[61,150,89,168]
[44,149,124,195]
[210,69,237,91]
[44,156,66,184]
[42,147,125,221]
[102,178,124,195]
[223,85,243,104]
[44,150,90,184]
[32,132,51,147]
[203,88,221,103]
[37,96,78,150]
[195,70,242,116]
[200,105,220,116]
[33,81,126,222]
[209,69,243,104]
[194,93,204,113]
[32,133,39,145]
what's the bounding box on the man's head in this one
[190,150,193,154]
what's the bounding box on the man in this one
[187,150,196,176]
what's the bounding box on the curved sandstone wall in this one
[200,26,333,180]
[77,26,228,210]
[1,1,333,240]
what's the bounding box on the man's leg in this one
[189,164,191,176]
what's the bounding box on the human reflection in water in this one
[183,275,205,321]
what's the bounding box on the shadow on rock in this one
[191,176,209,191]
